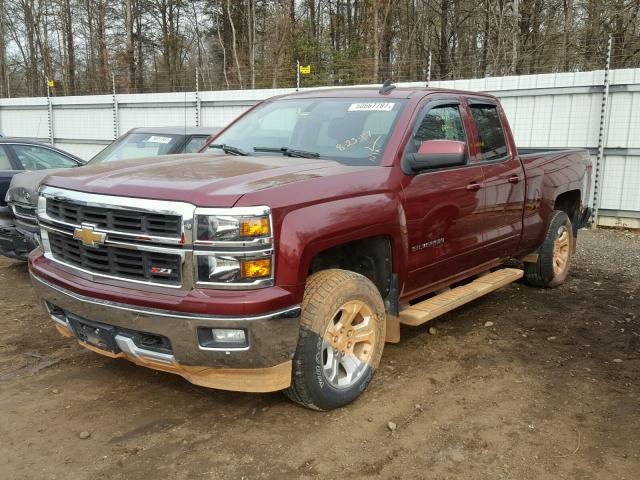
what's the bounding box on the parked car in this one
[90,126,217,163]
[0,138,84,259]
[1,126,219,261]
[29,86,592,410]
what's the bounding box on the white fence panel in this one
[601,156,640,212]
[607,91,640,149]
[53,106,114,141]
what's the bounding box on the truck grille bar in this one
[46,198,182,237]
[48,231,182,285]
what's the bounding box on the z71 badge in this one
[150,267,173,276]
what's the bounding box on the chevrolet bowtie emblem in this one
[73,224,106,247]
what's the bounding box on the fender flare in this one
[275,193,408,297]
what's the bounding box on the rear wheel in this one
[525,210,574,287]
[284,269,386,410]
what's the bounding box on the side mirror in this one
[406,140,467,172]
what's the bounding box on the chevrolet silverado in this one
[29,86,592,410]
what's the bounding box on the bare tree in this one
[0,0,639,98]
[226,0,243,88]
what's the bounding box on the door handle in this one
[508,174,520,184]
[466,182,481,191]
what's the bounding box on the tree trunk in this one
[62,0,76,95]
[372,0,379,82]
[126,0,136,92]
[0,0,7,97]
[248,0,255,89]
[227,0,243,88]
[480,0,490,76]
[215,8,230,89]
[511,0,519,74]
[96,1,109,92]
[437,0,450,78]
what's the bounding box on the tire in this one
[283,269,386,410]
[524,210,574,287]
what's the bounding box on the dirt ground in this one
[1,228,638,480]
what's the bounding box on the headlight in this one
[195,210,271,244]
[193,206,274,288]
[195,252,273,286]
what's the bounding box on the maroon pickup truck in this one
[29,86,592,410]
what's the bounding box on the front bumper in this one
[31,272,301,392]
[0,224,38,261]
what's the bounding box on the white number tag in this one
[347,102,394,112]
[146,136,173,144]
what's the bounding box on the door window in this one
[183,136,209,153]
[12,145,78,170]
[470,105,509,161]
[0,146,12,170]
[413,105,466,150]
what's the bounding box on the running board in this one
[399,268,524,327]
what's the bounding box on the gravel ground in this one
[0,228,638,479]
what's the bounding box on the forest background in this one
[0,0,638,97]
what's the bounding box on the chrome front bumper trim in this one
[114,335,177,365]
[46,302,178,365]
[33,272,300,322]
[31,272,301,369]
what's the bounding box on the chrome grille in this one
[11,202,38,226]
[37,186,272,291]
[48,231,182,285]
[46,198,182,237]
[38,187,193,288]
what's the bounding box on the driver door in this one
[401,97,487,298]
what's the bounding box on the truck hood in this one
[41,153,370,207]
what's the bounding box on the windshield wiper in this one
[208,143,249,156]
[254,146,321,159]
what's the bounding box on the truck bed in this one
[517,147,590,158]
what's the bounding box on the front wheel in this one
[284,269,386,410]
[525,210,574,287]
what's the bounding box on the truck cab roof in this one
[271,86,499,102]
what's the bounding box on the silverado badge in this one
[73,224,106,248]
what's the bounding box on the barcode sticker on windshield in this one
[146,136,172,144]
[348,102,394,112]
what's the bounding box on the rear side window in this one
[470,105,508,161]
[0,146,12,170]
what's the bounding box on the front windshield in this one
[89,132,181,164]
[210,98,407,165]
